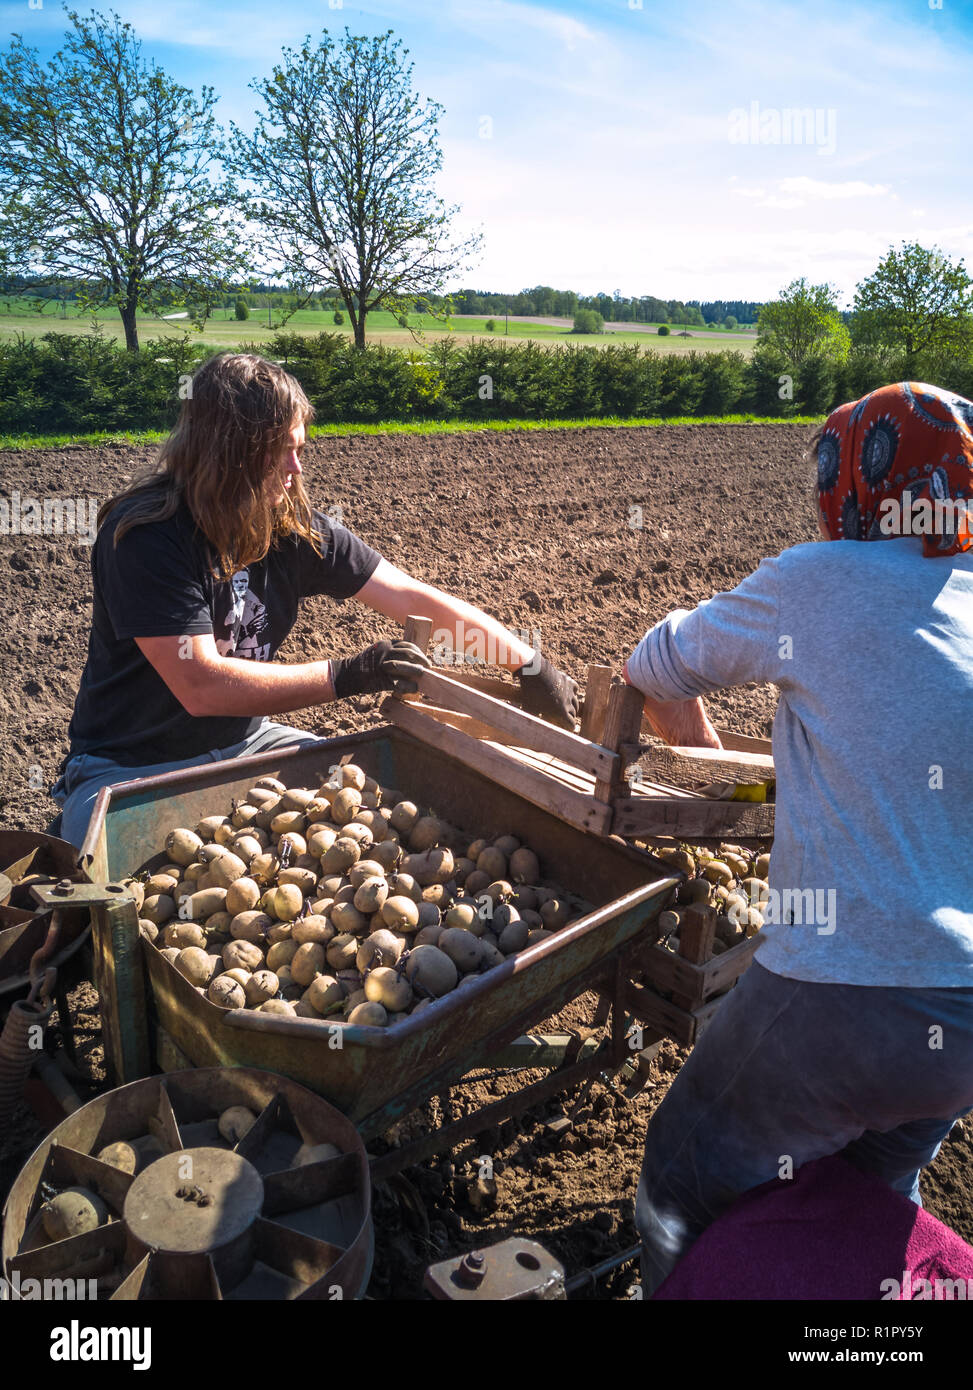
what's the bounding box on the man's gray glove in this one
[331,640,431,697]
[515,656,580,730]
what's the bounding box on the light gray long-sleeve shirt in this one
[626,537,973,986]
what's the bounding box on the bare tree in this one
[229,28,482,349]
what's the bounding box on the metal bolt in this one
[53,879,74,895]
[456,1249,487,1288]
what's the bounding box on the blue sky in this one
[3,0,970,304]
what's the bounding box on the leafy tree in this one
[333,309,344,325]
[0,9,245,350]
[235,298,250,320]
[723,314,738,330]
[757,278,849,368]
[657,324,670,336]
[572,309,604,334]
[852,242,973,368]
[485,318,496,332]
[229,28,482,350]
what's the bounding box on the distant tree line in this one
[443,288,752,327]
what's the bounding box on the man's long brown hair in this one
[98,353,321,579]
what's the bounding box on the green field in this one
[0,299,758,356]
[0,415,823,450]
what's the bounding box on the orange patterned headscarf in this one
[816,382,973,556]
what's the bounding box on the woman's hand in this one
[641,695,723,749]
[622,660,723,749]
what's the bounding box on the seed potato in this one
[244,969,280,1006]
[303,973,343,1015]
[142,893,176,925]
[41,1188,108,1242]
[326,933,359,972]
[165,828,203,867]
[222,939,264,972]
[408,815,442,851]
[347,1001,388,1027]
[355,929,404,972]
[364,967,413,1012]
[162,922,206,950]
[405,944,458,997]
[218,1105,257,1144]
[381,895,420,933]
[208,975,247,1008]
[439,927,482,973]
[230,910,272,944]
[293,915,334,945]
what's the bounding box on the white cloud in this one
[731,176,890,210]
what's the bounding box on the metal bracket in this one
[30,878,147,1087]
[30,880,135,909]
[424,1238,566,1300]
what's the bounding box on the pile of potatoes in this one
[125,766,591,1029]
[651,841,772,959]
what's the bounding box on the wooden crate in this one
[621,902,762,1046]
[382,620,776,1045]
[383,624,775,842]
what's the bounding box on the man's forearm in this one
[356,565,536,670]
[184,654,336,718]
[427,591,536,669]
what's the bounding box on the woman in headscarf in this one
[623,382,973,1296]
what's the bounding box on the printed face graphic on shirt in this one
[215,569,272,660]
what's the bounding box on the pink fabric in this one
[651,1155,973,1300]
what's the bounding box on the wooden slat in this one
[716,730,773,755]
[380,698,524,748]
[499,744,601,793]
[387,697,613,835]
[624,742,775,788]
[639,716,772,758]
[673,903,716,1010]
[504,744,710,803]
[580,664,612,743]
[430,667,522,701]
[404,614,433,652]
[612,796,775,838]
[594,682,645,804]
[620,979,697,1047]
[407,668,619,780]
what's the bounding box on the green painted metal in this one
[86,727,678,1139]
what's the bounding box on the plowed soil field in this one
[2,423,970,1299]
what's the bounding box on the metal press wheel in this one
[2,1067,373,1299]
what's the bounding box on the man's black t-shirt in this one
[67,496,382,766]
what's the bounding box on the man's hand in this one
[331,639,432,698]
[515,656,580,730]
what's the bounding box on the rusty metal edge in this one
[219,873,679,1048]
